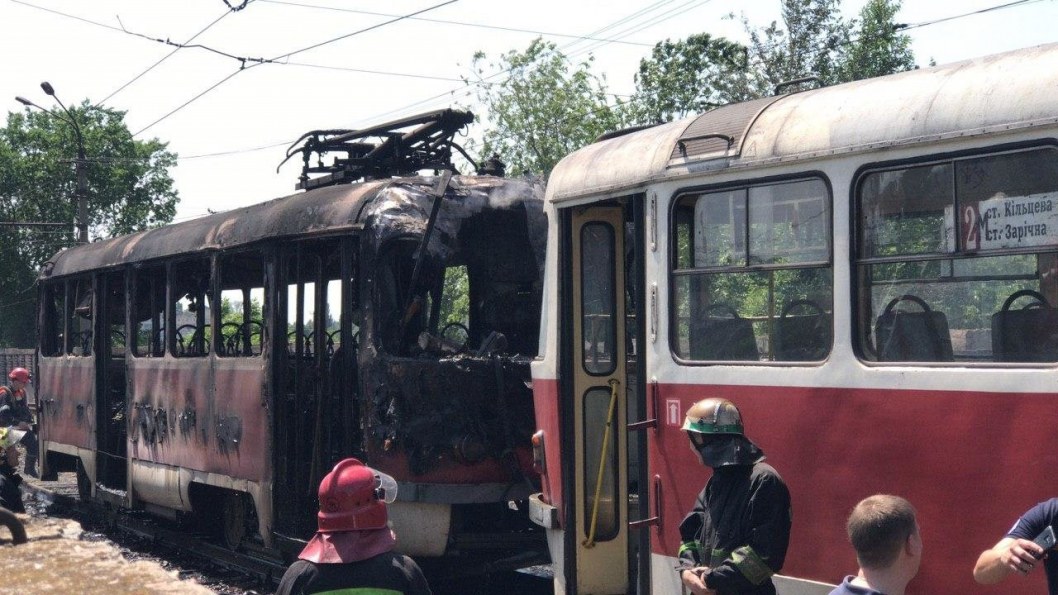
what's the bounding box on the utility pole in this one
[15,81,89,244]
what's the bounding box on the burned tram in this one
[35,109,546,567]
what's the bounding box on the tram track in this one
[26,481,554,594]
[27,485,283,594]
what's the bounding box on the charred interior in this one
[36,109,548,569]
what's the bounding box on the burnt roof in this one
[42,175,536,279]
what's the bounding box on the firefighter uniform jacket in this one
[678,460,792,594]
[275,551,432,595]
[0,386,32,426]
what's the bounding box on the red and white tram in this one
[529,43,1058,594]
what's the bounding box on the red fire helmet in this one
[7,368,30,383]
[317,458,398,533]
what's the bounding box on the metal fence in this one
[0,349,35,406]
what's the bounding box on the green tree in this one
[466,38,629,177]
[631,33,752,124]
[0,103,179,347]
[631,0,915,123]
[836,0,916,82]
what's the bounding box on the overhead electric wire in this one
[61,0,1042,160]
[569,0,715,58]
[896,0,1045,31]
[266,0,458,61]
[100,5,241,104]
[256,0,655,47]
[133,69,245,136]
[169,0,703,162]
[133,0,460,135]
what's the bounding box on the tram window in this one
[132,265,167,357]
[857,147,1058,363]
[170,259,211,358]
[284,242,342,359]
[40,282,63,357]
[581,223,617,375]
[376,239,437,356]
[323,278,343,358]
[582,385,619,542]
[439,265,469,329]
[61,277,94,357]
[103,274,126,358]
[219,252,265,358]
[671,178,833,362]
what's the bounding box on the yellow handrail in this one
[583,378,619,548]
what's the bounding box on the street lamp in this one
[15,81,89,244]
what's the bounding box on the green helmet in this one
[682,398,744,435]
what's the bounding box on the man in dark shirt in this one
[974,498,1058,593]
[829,495,922,595]
[275,458,431,595]
[678,398,792,595]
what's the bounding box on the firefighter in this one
[0,368,36,477]
[0,426,26,513]
[275,458,432,595]
[678,398,792,595]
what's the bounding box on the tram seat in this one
[691,304,759,361]
[874,296,954,362]
[774,299,831,361]
[991,290,1058,362]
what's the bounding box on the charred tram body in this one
[35,110,547,570]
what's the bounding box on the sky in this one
[3,0,1058,230]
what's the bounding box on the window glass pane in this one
[671,177,832,363]
[581,222,616,375]
[133,265,166,357]
[860,164,953,257]
[219,251,265,358]
[673,273,764,361]
[690,189,745,267]
[171,259,211,357]
[856,149,1058,363]
[749,179,829,265]
[863,253,1058,362]
[582,386,618,542]
[959,150,1058,251]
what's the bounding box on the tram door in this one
[275,238,358,538]
[95,271,128,491]
[568,205,634,594]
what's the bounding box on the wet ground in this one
[9,463,554,594]
[0,512,216,594]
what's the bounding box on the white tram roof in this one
[547,42,1058,204]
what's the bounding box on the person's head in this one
[847,495,921,574]
[682,397,763,468]
[7,368,30,391]
[298,458,400,564]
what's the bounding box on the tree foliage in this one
[466,38,629,177]
[0,103,179,346]
[632,0,916,123]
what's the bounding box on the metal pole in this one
[75,144,87,244]
[20,82,90,244]
[45,84,89,245]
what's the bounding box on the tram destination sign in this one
[954,191,1058,251]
